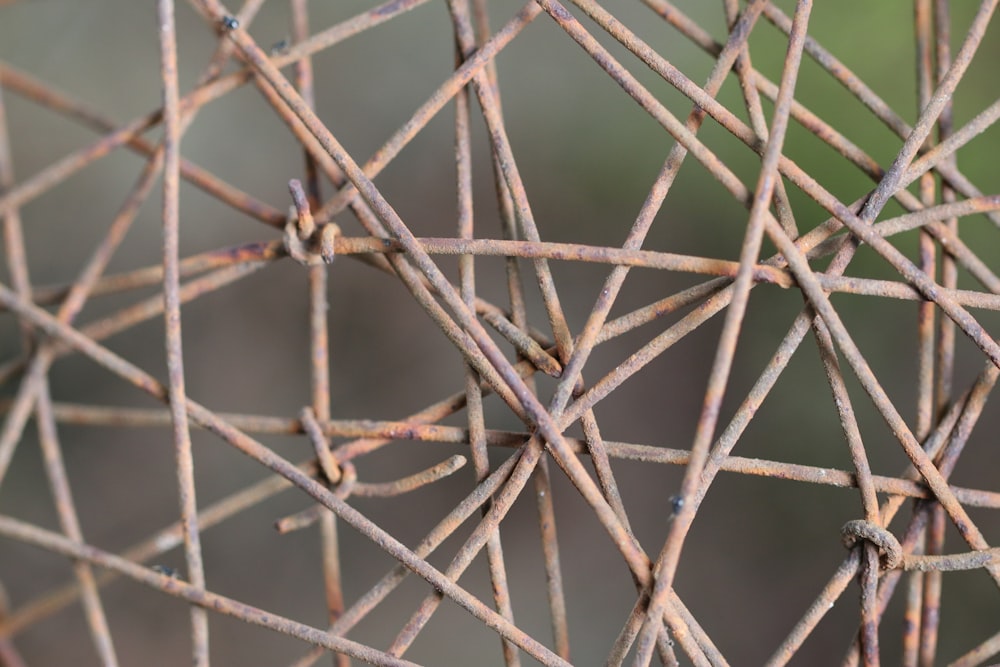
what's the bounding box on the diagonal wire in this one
[634,2,813,662]
[722,0,797,236]
[810,315,882,665]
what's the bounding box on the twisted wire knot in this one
[285,178,339,266]
[841,519,902,571]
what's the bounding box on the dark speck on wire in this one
[271,38,290,55]
[152,564,180,579]
[221,15,239,31]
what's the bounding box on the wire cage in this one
[1,0,999,664]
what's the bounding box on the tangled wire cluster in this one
[1,0,1000,664]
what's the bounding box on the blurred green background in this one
[1,0,999,664]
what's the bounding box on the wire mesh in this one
[1,0,999,664]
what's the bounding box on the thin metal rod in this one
[635,3,813,661]
[20,401,1000,509]
[449,5,522,661]
[922,3,956,663]
[157,1,210,662]
[912,4,938,665]
[950,630,1000,667]
[286,5,349,665]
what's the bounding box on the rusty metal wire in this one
[0,0,998,664]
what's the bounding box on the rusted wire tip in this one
[902,548,1000,572]
[319,223,339,264]
[841,519,902,571]
[284,179,340,266]
[283,215,339,267]
[274,505,323,534]
[351,454,466,497]
[288,179,315,241]
[479,309,562,378]
[274,463,357,534]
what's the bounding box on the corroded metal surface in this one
[1,0,999,665]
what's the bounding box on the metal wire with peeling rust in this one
[1,0,999,665]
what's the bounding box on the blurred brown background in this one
[1,0,1000,664]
